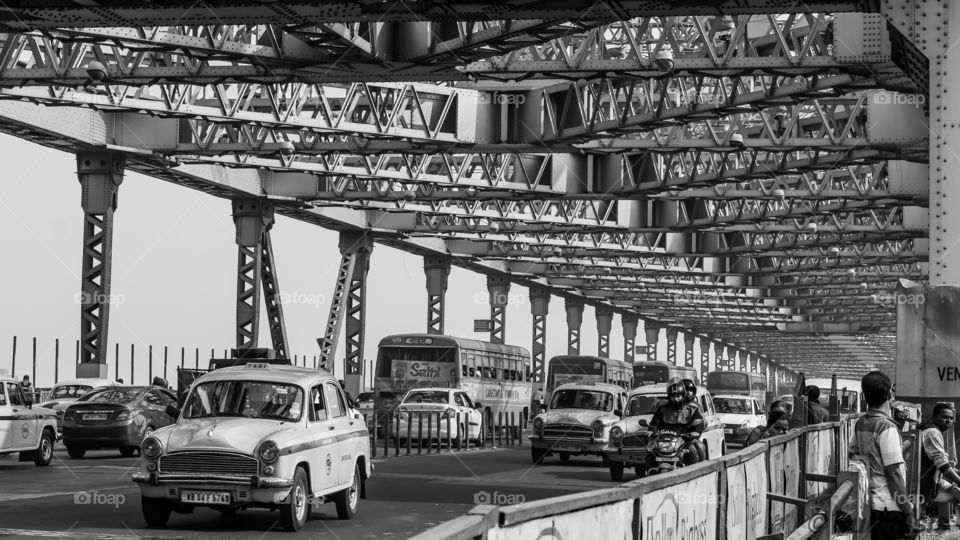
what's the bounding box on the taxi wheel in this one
[531,446,547,465]
[34,429,54,466]
[66,446,86,459]
[473,427,484,448]
[609,461,624,482]
[280,467,309,532]
[142,496,171,527]
[601,454,611,467]
[335,463,361,520]
[558,452,571,464]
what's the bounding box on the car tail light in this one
[115,410,130,421]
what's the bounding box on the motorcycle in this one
[638,420,697,476]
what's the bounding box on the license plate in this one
[83,414,107,421]
[553,444,582,452]
[180,490,231,505]
[723,428,733,434]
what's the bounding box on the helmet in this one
[666,378,685,407]
[682,379,697,397]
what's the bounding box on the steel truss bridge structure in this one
[0,0,944,389]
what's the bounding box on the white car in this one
[132,363,372,532]
[604,384,725,481]
[529,382,628,465]
[0,376,58,466]
[391,387,484,446]
[713,394,766,449]
[37,378,116,434]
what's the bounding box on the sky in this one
[0,133,728,388]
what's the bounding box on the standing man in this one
[919,403,960,528]
[849,371,919,539]
[535,388,545,413]
[806,385,829,425]
[20,375,33,402]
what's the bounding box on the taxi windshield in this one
[549,389,613,411]
[403,390,448,404]
[625,395,663,416]
[79,387,143,403]
[184,380,304,421]
[714,397,752,414]
[51,385,94,399]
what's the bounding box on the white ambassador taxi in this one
[0,376,58,466]
[604,384,726,481]
[132,363,372,532]
[712,394,766,449]
[529,382,627,465]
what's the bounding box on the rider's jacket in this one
[650,401,704,437]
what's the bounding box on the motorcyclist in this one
[645,378,704,472]
[681,378,708,462]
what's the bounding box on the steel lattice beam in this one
[260,229,290,359]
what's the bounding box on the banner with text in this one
[768,437,801,534]
[490,500,634,540]
[391,360,457,389]
[640,471,719,540]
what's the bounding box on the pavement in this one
[0,442,616,539]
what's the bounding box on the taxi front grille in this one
[542,424,593,442]
[621,435,648,448]
[160,452,258,476]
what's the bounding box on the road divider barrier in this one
[363,409,526,458]
[409,414,872,540]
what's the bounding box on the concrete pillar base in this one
[77,363,109,379]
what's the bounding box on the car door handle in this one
[329,426,335,430]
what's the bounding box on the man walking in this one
[849,371,919,539]
[919,403,960,528]
[806,385,829,424]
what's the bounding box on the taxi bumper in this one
[133,472,295,505]
[528,437,607,454]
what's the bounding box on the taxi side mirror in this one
[165,404,181,419]
[638,419,649,428]
[614,409,623,418]
[473,402,483,410]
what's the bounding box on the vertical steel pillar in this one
[530,287,550,393]
[341,233,372,395]
[645,324,660,363]
[683,333,695,369]
[565,298,584,355]
[232,199,274,351]
[260,229,289,359]
[596,306,613,358]
[77,152,124,378]
[424,256,450,335]
[699,337,710,384]
[622,315,638,363]
[486,275,510,344]
[665,328,679,365]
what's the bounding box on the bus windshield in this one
[633,365,668,386]
[550,389,614,411]
[548,358,605,389]
[706,372,749,390]
[376,346,458,389]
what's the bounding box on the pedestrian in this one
[745,400,791,446]
[919,403,960,528]
[806,385,829,424]
[21,375,33,402]
[338,379,358,409]
[535,388,545,412]
[849,371,919,539]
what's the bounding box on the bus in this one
[374,334,532,424]
[805,378,864,414]
[705,371,767,406]
[632,362,699,387]
[545,356,632,399]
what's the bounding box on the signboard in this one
[640,470,718,540]
[726,456,769,540]
[805,429,835,498]
[391,360,456,389]
[474,319,491,332]
[489,500,634,540]
[553,373,603,387]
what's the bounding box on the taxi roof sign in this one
[244,362,272,369]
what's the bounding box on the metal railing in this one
[363,410,526,458]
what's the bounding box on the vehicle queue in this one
[1,332,813,533]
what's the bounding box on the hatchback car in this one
[392,387,483,446]
[604,384,726,481]
[712,394,766,449]
[133,362,372,532]
[62,385,177,458]
[0,377,57,466]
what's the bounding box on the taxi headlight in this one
[592,419,605,438]
[533,417,544,434]
[738,422,750,434]
[257,440,280,464]
[610,426,623,447]
[142,437,163,460]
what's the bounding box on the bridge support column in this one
[665,328,678,365]
[645,324,660,363]
[260,229,289,359]
[622,316,638,363]
[232,199,277,353]
[486,275,510,344]
[683,333,695,369]
[530,287,550,394]
[700,337,710,384]
[565,298,584,355]
[596,306,613,358]
[424,256,450,335]
[76,152,124,378]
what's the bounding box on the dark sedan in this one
[62,386,177,458]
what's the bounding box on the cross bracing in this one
[0,7,923,378]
